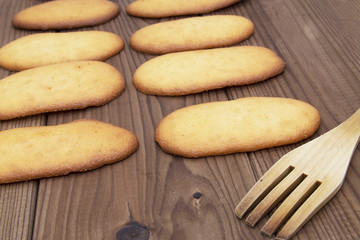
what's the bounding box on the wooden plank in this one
[0,0,45,239]
[0,0,359,239]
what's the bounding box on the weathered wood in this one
[0,0,45,239]
[0,0,359,239]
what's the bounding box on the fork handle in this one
[335,108,360,139]
[325,108,360,170]
[352,108,360,135]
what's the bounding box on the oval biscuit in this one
[0,119,138,184]
[0,61,125,120]
[12,0,120,30]
[130,15,254,54]
[155,97,321,158]
[126,0,242,18]
[0,31,124,71]
[133,46,286,96]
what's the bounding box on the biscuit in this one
[130,15,254,54]
[155,97,321,158]
[0,31,124,71]
[0,119,138,184]
[126,0,242,18]
[0,61,125,120]
[133,46,285,96]
[12,0,120,30]
[0,120,138,184]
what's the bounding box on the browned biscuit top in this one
[130,15,254,54]
[133,46,286,96]
[12,0,120,30]
[0,61,125,120]
[155,97,321,158]
[0,119,138,184]
[126,0,242,18]
[0,31,124,71]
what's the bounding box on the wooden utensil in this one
[235,109,360,239]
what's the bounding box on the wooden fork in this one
[235,108,360,239]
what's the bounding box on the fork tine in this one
[261,176,321,237]
[245,169,305,227]
[234,164,295,219]
[276,183,341,240]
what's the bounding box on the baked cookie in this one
[0,31,124,71]
[133,46,285,96]
[0,61,125,120]
[0,119,138,184]
[12,0,120,30]
[126,0,242,18]
[130,15,254,54]
[155,97,321,158]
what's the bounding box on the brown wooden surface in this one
[0,0,359,239]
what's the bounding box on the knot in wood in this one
[116,222,149,240]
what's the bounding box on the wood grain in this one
[0,0,359,239]
[0,0,45,239]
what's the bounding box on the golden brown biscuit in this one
[0,61,125,120]
[12,0,120,30]
[126,0,242,18]
[133,46,285,96]
[0,31,124,71]
[130,15,254,54]
[155,97,321,158]
[0,119,138,184]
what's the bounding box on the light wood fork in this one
[235,109,360,239]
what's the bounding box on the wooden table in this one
[0,0,359,239]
